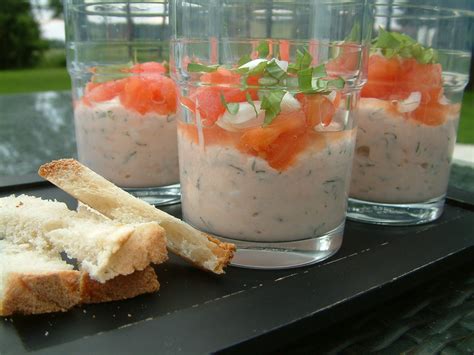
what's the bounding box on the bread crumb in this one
[44,331,49,336]
[127,314,132,318]
[83,309,87,314]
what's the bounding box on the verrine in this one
[348,0,473,225]
[64,0,181,205]
[171,0,370,268]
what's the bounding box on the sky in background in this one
[31,0,65,41]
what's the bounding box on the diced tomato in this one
[83,61,177,114]
[412,101,460,126]
[369,55,402,82]
[188,85,248,124]
[238,112,308,170]
[296,94,335,127]
[362,55,444,100]
[400,59,442,89]
[85,81,101,94]
[265,130,310,170]
[361,54,457,126]
[361,55,403,100]
[412,103,446,126]
[183,68,259,124]
[201,68,241,85]
[130,62,167,74]
[188,87,225,123]
[85,79,127,104]
[119,75,178,115]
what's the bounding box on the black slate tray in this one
[1,182,473,355]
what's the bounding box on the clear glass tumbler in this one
[348,0,473,225]
[171,0,370,269]
[64,0,180,205]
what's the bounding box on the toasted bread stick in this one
[39,159,235,274]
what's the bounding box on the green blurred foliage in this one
[37,48,66,68]
[0,0,48,69]
[48,0,63,18]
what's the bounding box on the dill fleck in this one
[123,151,137,164]
[229,164,245,173]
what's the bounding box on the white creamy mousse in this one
[74,98,179,187]
[178,127,355,242]
[350,98,459,204]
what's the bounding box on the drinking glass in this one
[64,0,180,205]
[171,0,370,268]
[348,0,473,225]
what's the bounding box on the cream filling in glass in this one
[178,129,355,242]
[350,98,458,204]
[74,98,179,188]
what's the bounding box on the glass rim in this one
[373,3,474,20]
[169,38,367,45]
[65,1,169,17]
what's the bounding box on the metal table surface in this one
[0,91,473,354]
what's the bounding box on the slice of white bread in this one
[0,194,168,282]
[0,240,160,316]
[0,240,80,315]
[39,159,235,274]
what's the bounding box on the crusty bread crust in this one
[0,268,160,316]
[39,159,235,274]
[80,266,159,304]
[0,270,81,316]
[0,195,168,282]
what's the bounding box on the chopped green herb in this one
[373,27,438,64]
[298,65,344,94]
[327,77,345,89]
[266,59,287,80]
[261,90,286,126]
[258,76,279,86]
[187,62,220,73]
[287,48,312,74]
[247,61,267,76]
[246,92,259,118]
[234,66,250,75]
[312,64,327,78]
[256,40,269,58]
[220,93,240,115]
[297,67,314,92]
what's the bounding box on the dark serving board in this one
[1,182,473,355]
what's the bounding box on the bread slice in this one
[80,266,158,304]
[39,159,235,274]
[0,241,80,316]
[0,195,168,282]
[0,240,160,316]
